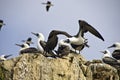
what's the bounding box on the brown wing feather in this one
[112,50,120,59]
[40,41,46,49]
[79,20,104,41]
[85,23,104,41]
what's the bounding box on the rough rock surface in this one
[0,53,119,80]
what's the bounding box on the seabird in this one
[55,39,71,57]
[42,1,53,12]
[100,49,120,66]
[66,39,90,53]
[0,54,12,61]
[31,32,46,53]
[0,20,5,30]
[21,37,34,46]
[42,30,73,57]
[44,30,71,53]
[108,42,120,60]
[32,32,58,57]
[65,20,104,52]
[16,43,38,54]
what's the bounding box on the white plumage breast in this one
[68,36,85,45]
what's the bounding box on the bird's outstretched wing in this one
[78,20,104,41]
[48,30,72,39]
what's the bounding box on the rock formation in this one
[0,52,120,80]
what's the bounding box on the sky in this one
[0,0,120,60]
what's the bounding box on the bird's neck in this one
[20,47,29,51]
[38,37,44,41]
[20,44,29,50]
[37,39,44,53]
[0,57,6,60]
[115,47,120,50]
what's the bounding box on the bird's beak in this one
[100,51,105,53]
[15,44,22,47]
[31,32,37,36]
[108,44,115,48]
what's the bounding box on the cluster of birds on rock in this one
[0,1,120,69]
[0,19,105,60]
[15,20,105,58]
[101,42,120,68]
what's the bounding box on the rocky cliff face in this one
[0,53,120,80]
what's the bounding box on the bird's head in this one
[22,37,34,45]
[100,50,110,54]
[100,49,111,57]
[108,42,120,50]
[31,32,45,41]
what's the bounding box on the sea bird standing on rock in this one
[0,20,5,30]
[64,20,104,53]
[44,30,71,53]
[0,54,12,61]
[42,1,53,12]
[108,42,120,60]
[31,32,46,54]
[55,39,71,57]
[16,43,38,54]
[100,49,120,66]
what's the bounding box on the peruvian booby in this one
[0,54,12,61]
[32,32,58,58]
[0,20,5,30]
[55,39,71,58]
[64,20,104,52]
[16,43,38,54]
[31,32,46,53]
[101,49,120,66]
[42,1,53,12]
[44,30,72,53]
[108,42,120,60]
[66,38,90,53]
[21,37,34,45]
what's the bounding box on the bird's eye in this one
[105,51,107,53]
[27,38,32,41]
[21,45,25,47]
[36,34,39,36]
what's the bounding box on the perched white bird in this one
[100,49,120,66]
[16,43,38,54]
[31,32,46,53]
[64,20,104,53]
[0,54,12,61]
[108,42,120,60]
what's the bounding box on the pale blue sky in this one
[0,0,120,60]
